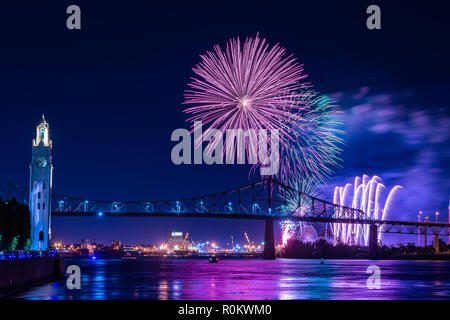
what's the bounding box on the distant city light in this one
[98,212,103,217]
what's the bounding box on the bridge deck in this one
[51,211,450,236]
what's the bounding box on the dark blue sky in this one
[1,1,449,245]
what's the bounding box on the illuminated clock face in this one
[35,157,47,168]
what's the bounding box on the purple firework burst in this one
[183,35,309,151]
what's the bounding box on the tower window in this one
[37,203,40,210]
[43,183,46,189]
[43,203,45,210]
[40,128,44,139]
[38,192,41,199]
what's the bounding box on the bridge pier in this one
[434,234,440,253]
[368,224,378,258]
[263,218,276,259]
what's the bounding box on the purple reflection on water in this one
[12,258,450,300]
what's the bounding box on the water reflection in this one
[158,279,168,300]
[11,258,450,300]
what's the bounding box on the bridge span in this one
[1,177,449,259]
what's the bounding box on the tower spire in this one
[33,114,52,147]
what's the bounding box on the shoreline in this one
[0,257,65,299]
[60,254,450,261]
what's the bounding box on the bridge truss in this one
[1,177,449,236]
[50,178,371,221]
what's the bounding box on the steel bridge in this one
[1,177,449,258]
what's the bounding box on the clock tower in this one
[29,115,53,250]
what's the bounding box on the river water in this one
[12,258,450,299]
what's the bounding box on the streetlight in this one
[435,211,439,223]
[418,211,422,246]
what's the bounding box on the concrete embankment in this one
[0,257,65,297]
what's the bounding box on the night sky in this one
[1,1,449,246]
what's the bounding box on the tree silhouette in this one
[0,198,31,250]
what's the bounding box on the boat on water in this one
[121,251,140,260]
[209,256,219,263]
[121,256,138,260]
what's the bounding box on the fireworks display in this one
[281,220,319,246]
[279,91,344,183]
[183,34,309,158]
[184,35,346,247]
[275,91,344,247]
[331,174,402,246]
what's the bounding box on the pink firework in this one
[183,35,309,153]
